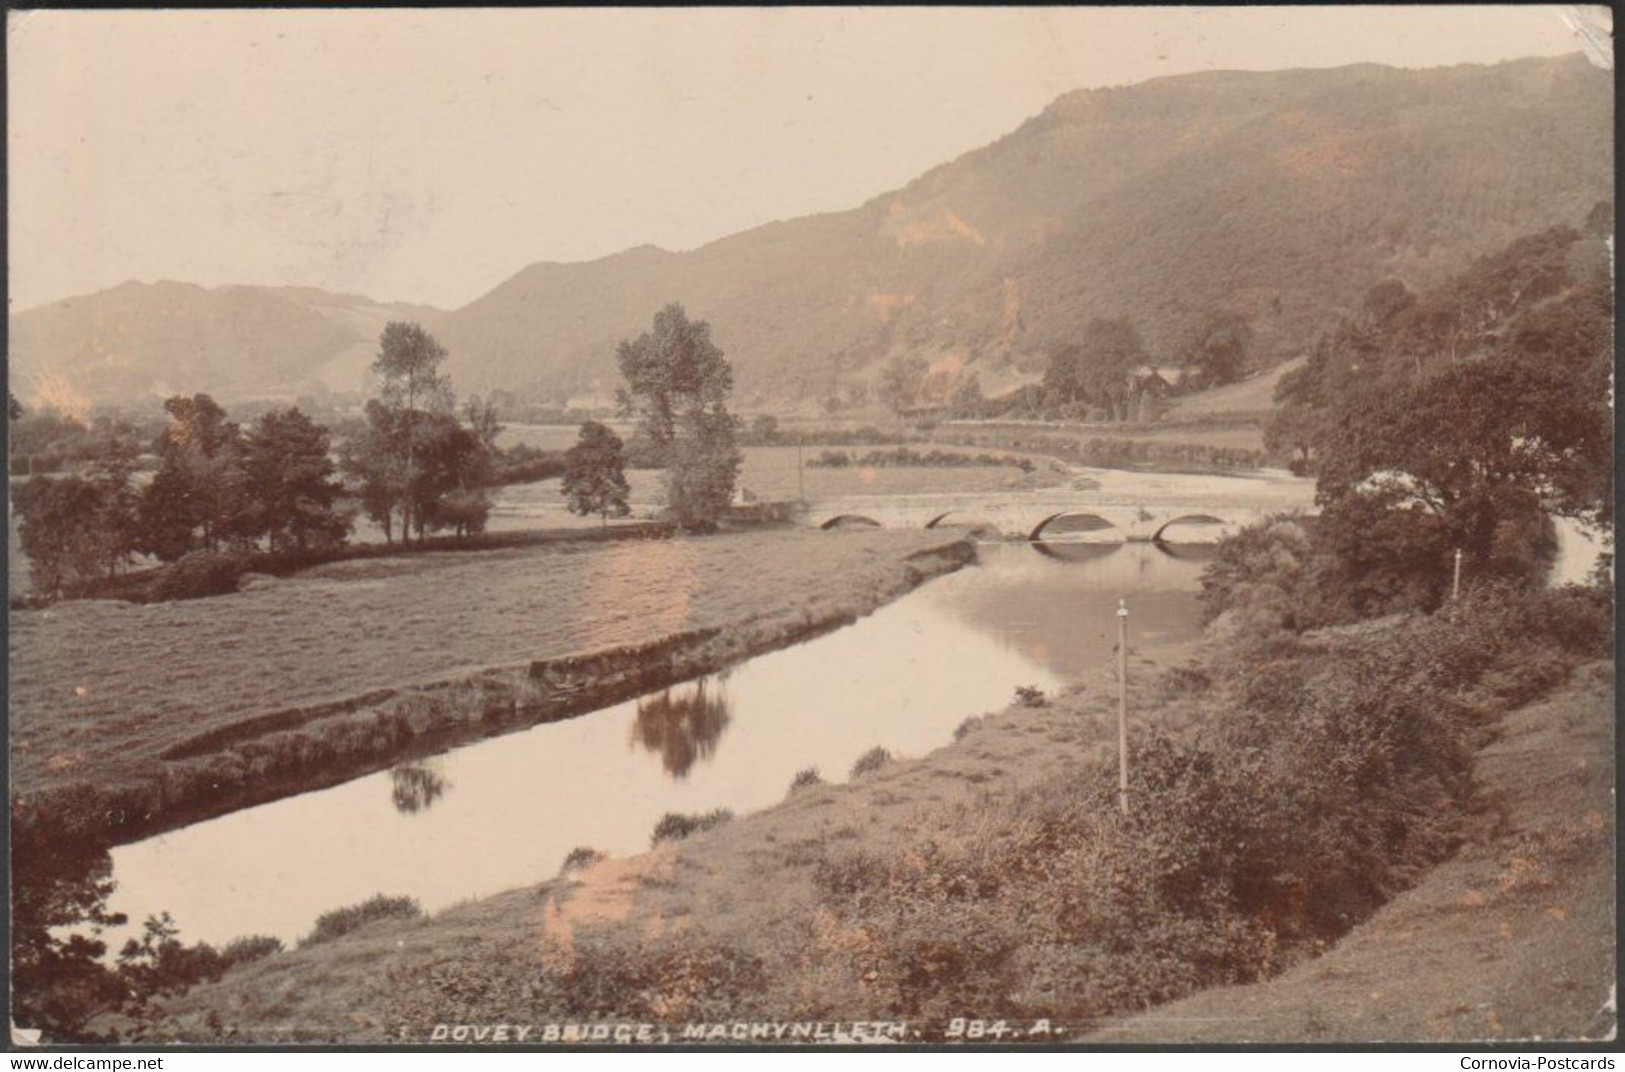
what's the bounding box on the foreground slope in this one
[1096,662,1616,1042]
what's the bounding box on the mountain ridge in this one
[9,53,1611,411]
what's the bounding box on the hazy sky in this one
[7,6,1611,313]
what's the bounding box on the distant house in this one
[1129,365,1189,398]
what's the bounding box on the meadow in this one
[476,441,1068,535]
[9,527,968,843]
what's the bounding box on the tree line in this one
[11,323,499,599]
[873,308,1253,422]
[10,301,744,600]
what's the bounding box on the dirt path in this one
[1094,661,1616,1043]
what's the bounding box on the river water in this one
[102,539,1213,949]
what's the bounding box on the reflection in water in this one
[389,763,449,815]
[1031,540,1123,564]
[1154,541,1222,562]
[104,541,1210,949]
[628,678,733,778]
[932,542,1212,678]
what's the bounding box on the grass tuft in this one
[788,767,823,794]
[650,808,734,847]
[560,847,606,875]
[299,894,421,948]
[850,746,892,778]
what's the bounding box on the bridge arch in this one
[926,511,1000,534]
[1028,512,1124,543]
[1150,514,1230,544]
[820,514,882,530]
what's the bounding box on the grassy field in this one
[478,443,1068,535]
[10,527,969,844]
[1164,358,1303,420]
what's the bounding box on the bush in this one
[300,894,422,948]
[788,767,823,793]
[790,585,1606,1026]
[218,935,283,970]
[850,746,892,778]
[153,549,255,602]
[1197,516,1319,631]
[560,847,605,875]
[953,715,984,741]
[1014,685,1047,707]
[650,809,734,847]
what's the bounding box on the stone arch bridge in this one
[802,495,1271,543]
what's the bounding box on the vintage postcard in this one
[5,5,1615,1051]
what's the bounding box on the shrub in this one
[650,809,734,847]
[791,586,1604,1026]
[560,847,606,875]
[1197,516,1319,631]
[850,746,892,778]
[1014,685,1047,707]
[953,715,984,741]
[788,767,823,794]
[218,934,283,970]
[153,549,255,602]
[300,894,421,947]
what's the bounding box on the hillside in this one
[9,54,1610,412]
[8,283,443,412]
[433,53,1610,406]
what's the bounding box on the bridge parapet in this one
[806,496,1270,542]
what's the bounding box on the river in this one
[101,539,1214,950]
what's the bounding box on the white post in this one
[1117,598,1129,816]
[1452,547,1463,601]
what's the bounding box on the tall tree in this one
[339,400,409,545]
[1296,218,1612,594]
[239,407,351,554]
[1316,354,1605,572]
[410,412,493,539]
[562,421,631,525]
[462,395,503,453]
[15,477,114,598]
[1045,319,1148,419]
[1075,317,1148,421]
[137,394,245,561]
[371,322,452,543]
[1183,311,1253,389]
[615,304,742,528]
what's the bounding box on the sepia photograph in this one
[4,4,1616,1051]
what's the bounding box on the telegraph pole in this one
[1452,547,1463,601]
[1117,598,1130,816]
[796,430,806,504]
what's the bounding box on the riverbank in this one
[141,637,1201,1042]
[142,588,1611,1044]
[9,528,973,848]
